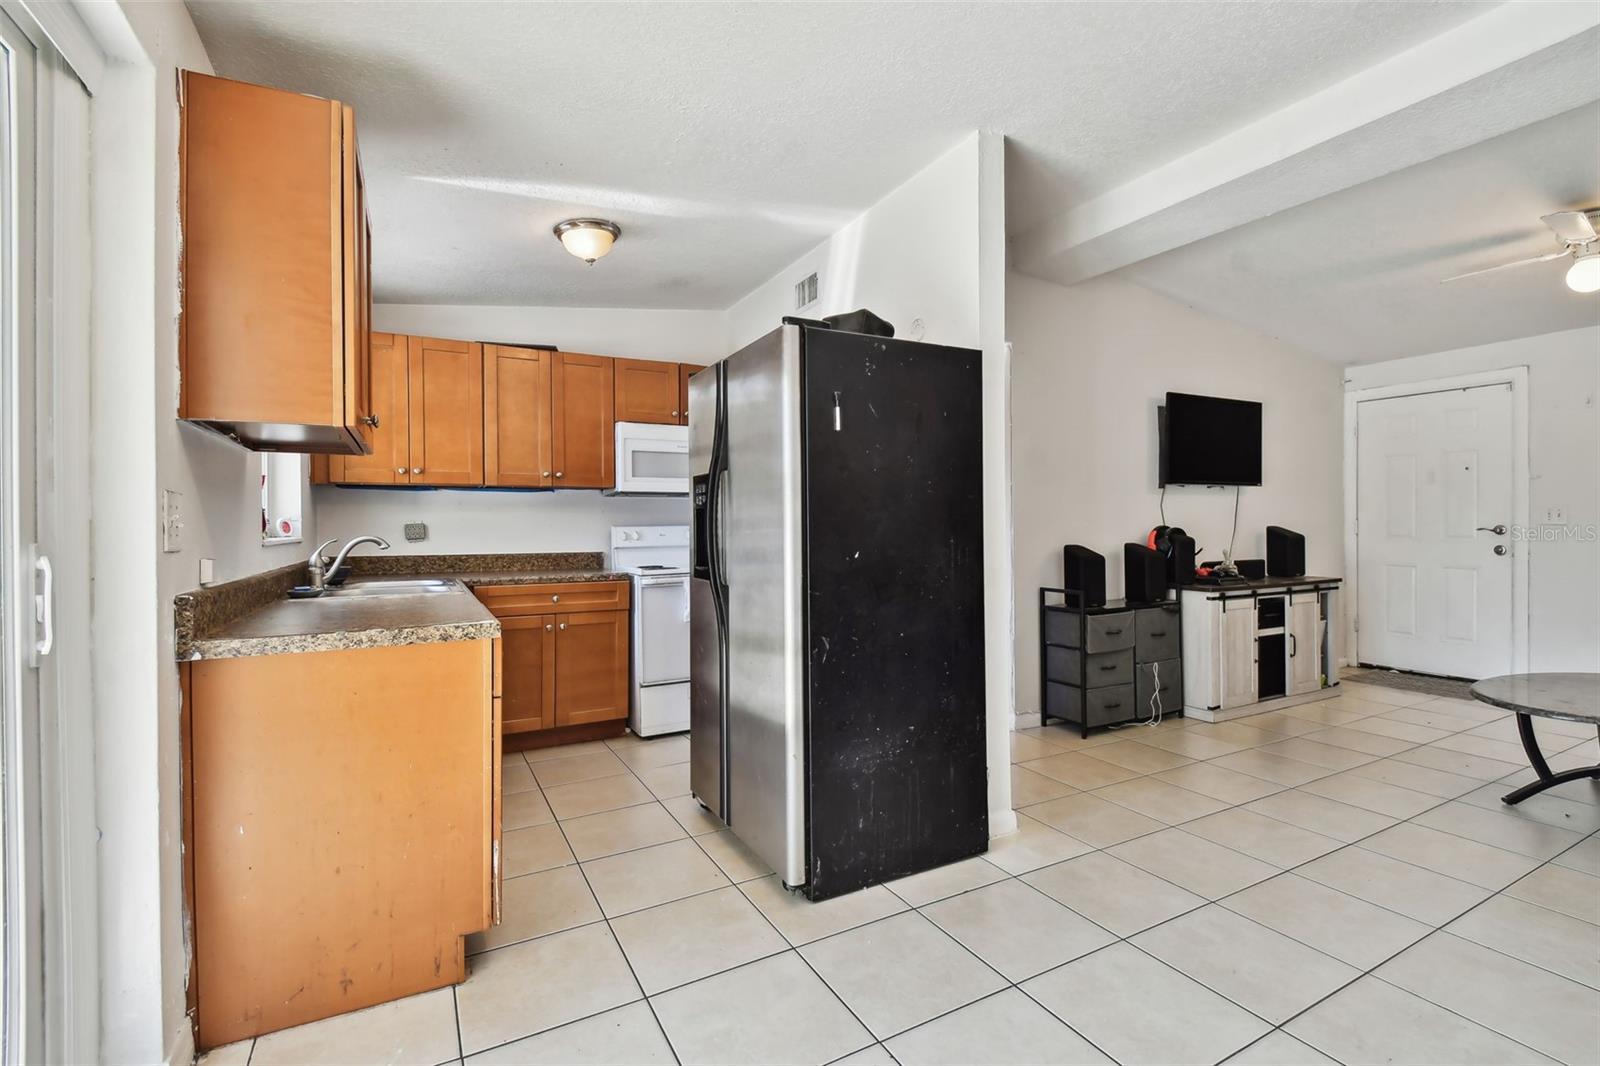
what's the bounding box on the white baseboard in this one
[1012,711,1042,730]
[989,807,1019,838]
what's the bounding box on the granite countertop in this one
[176,552,631,661]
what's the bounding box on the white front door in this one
[1356,384,1514,679]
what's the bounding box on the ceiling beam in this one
[1012,3,1600,287]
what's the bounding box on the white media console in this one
[1179,576,1342,722]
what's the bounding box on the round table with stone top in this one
[1469,672,1600,805]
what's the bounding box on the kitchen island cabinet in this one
[185,638,498,1049]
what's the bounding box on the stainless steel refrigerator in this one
[689,319,987,901]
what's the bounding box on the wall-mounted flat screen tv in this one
[1159,392,1262,486]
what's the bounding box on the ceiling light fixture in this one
[1565,250,1600,294]
[553,218,620,264]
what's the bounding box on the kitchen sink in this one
[317,578,461,598]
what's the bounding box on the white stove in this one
[610,526,691,736]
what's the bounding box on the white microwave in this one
[609,421,690,495]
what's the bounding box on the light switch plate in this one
[199,558,215,585]
[161,489,184,553]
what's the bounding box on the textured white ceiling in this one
[186,0,1489,308]
[1117,102,1600,363]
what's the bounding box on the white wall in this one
[1345,326,1600,671]
[1008,272,1345,715]
[374,304,724,362]
[315,487,688,557]
[723,131,1017,834]
[725,134,982,353]
[313,305,722,553]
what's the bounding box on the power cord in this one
[1146,659,1164,726]
[1227,484,1241,560]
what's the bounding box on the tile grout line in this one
[548,752,685,1066]
[472,710,1591,1064]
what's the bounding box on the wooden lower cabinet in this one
[554,610,630,727]
[477,581,630,740]
[497,615,556,732]
[184,640,498,1050]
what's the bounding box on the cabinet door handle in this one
[412,467,422,475]
[542,471,551,477]
[551,594,559,603]
[1103,702,1121,710]
[361,414,380,428]
[555,471,564,478]
[1104,628,1123,636]
[558,622,568,630]
[672,410,679,417]
[1099,663,1118,671]
[395,467,405,475]
[1149,630,1166,637]
[545,623,553,632]
[1290,633,1297,657]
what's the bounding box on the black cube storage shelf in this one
[1038,587,1184,738]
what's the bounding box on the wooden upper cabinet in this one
[408,337,484,486]
[678,363,706,426]
[328,332,408,484]
[178,71,374,454]
[484,345,553,488]
[614,358,681,425]
[553,611,629,727]
[551,353,615,488]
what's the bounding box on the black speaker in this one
[1237,558,1267,580]
[1062,544,1106,608]
[1267,526,1306,577]
[1166,533,1196,586]
[1124,543,1168,604]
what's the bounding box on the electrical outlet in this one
[404,522,428,542]
[1545,506,1566,524]
[199,558,215,585]
[161,490,184,553]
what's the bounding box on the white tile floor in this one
[200,682,1600,1065]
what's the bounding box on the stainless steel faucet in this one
[307,535,391,591]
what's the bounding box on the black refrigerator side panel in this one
[801,328,987,900]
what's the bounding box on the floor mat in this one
[1344,667,1474,701]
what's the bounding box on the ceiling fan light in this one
[1566,252,1600,294]
[554,218,620,264]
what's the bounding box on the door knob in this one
[395,467,404,474]
[545,623,553,632]
[672,410,679,417]
[551,594,560,602]
[412,467,422,475]
[1477,524,1508,535]
[361,414,380,428]
[555,472,564,478]
[558,622,568,630]
[542,471,551,477]
[1494,544,1508,556]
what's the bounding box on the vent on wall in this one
[795,271,818,310]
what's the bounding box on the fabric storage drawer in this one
[1135,659,1182,717]
[1047,611,1133,653]
[1046,682,1138,728]
[1046,646,1133,687]
[1136,608,1180,662]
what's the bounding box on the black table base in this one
[1502,713,1600,805]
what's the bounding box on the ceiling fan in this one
[1443,208,1600,293]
